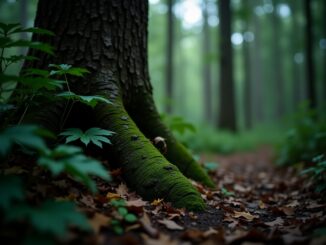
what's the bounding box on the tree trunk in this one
[218,0,237,131]
[272,0,285,119]
[304,0,316,109]
[165,0,174,114]
[202,0,213,123]
[251,2,264,123]
[22,0,214,210]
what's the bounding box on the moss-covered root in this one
[126,97,215,188]
[94,100,205,211]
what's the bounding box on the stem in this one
[64,74,71,92]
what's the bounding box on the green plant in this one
[0,175,90,239]
[161,114,196,135]
[277,103,326,166]
[60,127,115,148]
[0,22,113,243]
[301,155,326,193]
[110,199,138,234]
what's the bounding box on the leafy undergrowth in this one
[1,147,326,244]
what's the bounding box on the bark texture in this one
[21,0,213,210]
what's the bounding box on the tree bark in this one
[272,0,285,119]
[165,0,174,114]
[304,0,316,109]
[218,0,237,131]
[21,0,214,210]
[202,0,213,123]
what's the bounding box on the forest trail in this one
[96,146,326,244]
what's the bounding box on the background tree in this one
[165,0,174,113]
[304,0,316,109]
[218,0,236,132]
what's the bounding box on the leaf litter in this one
[2,146,326,244]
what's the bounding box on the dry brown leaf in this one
[233,211,258,221]
[127,198,148,207]
[278,206,294,216]
[286,200,300,208]
[151,198,164,206]
[116,183,129,197]
[141,233,180,245]
[89,213,111,234]
[106,192,121,201]
[110,168,123,177]
[203,227,218,237]
[140,213,159,238]
[265,217,284,226]
[258,200,266,209]
[79,195,97,209]
[157,219,184,230]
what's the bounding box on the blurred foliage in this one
[0,22,111,243]
[277,103,326,166]
[301,155,326,193]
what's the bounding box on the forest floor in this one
[4,146,326,244]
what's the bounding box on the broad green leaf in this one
[22,68,49,77]
[49,64,89,77]
[0,175,24,210]
[11,27,54,36]
[0,23,20,35]
[4,55,38,64]
[0,125,49,156]
[118,207,128,216]
[124,213,137,223]
[7,200,90,237]
[60,127,114,148]
[38,145,111,192]
[57,91,112,108]
[3,40,54,55]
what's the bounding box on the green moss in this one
[94,99,205,211]
[125,95,215,188]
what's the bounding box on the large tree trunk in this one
[21,0,214,210]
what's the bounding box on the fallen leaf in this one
[265,217,284,226]
[203,227,218,237]
[116,183,129,197]
[278,206,294,216]
[89,213,111,234]
[151,198,164,206]
[258,200,266,209]
[233,211,258,221]
[139,213,159,238]
[106,192,121,201]
[126,198,148,207]
[286,200,299,208]
[141,233,180,245]
[79,195,97,209]
[110,168,123,177]
[157,219,184,230]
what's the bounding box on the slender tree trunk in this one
[202,0,213,123]
[242,1,252,129]
[304,0,316,108]
[218,0,236,131]
[21,0,214,210]
[165,0,174,114]
[290,0,305,109]
[251,2,264,123]
[272,0,285,118]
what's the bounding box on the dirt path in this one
[103,146,326,244]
